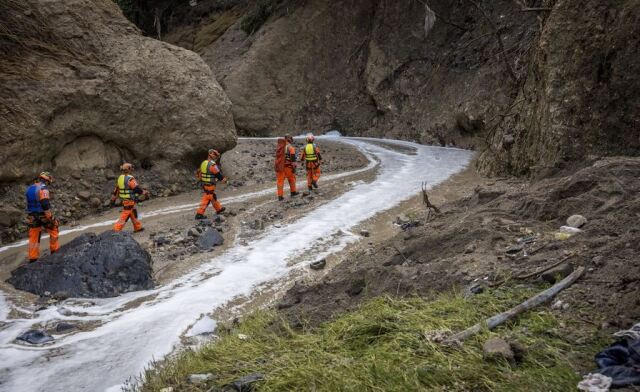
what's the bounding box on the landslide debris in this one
[279,157,640,333]
[8,231,154,298]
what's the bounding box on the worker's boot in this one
[290,192,299,197]
[278,196,284,201]
[312,181,318,189]
[28,258,38,264]
[195,214,207,220]
[134,227,145,233]
[216,207,226,215]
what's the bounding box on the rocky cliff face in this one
[155,0,539,145]
[127,0,640,174]
[0,0,236,183]
[479,0,640,175]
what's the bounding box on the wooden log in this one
[444,266,585,344]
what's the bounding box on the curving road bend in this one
[0,138,473,392]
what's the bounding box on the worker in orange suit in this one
[195,149,227,219]
[275,134,299,201]
[25,171,59,262]
[110,163,148,232]
[300,133,322,193]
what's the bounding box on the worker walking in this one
[195,149,227,219]
[25,171,59,262]
[300,133,322,192]
[275,134,299,201]
[111,163,148,232]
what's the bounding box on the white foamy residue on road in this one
[0,138,472,392]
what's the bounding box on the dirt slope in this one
[280,156,640,333]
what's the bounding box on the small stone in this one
[188,373,213,384]
[483,338,515,364]
[464,243,476,254]
[77,191,91,201]
[197,228,224,249]
[238,334,249,340]
[160,388,174,392]
[592,256,605,266]
[90,197,102,208]
[505,244,523,255]
[540,263,574,284]
[359,230,370,238]
[224,372,264,391]
[55,322,76,333]
[310,259,326,270]
[187,227,200,238]
[566,214,587,228]
[551,300,564,310]
[16,329,54,345]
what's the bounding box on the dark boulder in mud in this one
[8,231,154,298]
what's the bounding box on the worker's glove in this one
[221,177,228,185]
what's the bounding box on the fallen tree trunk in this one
[444,266,585,344]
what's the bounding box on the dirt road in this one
[0,137,473,392]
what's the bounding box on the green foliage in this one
[139,288,606,391]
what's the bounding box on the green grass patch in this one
[138,287,605,391]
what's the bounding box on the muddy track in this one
[0,137,472,392]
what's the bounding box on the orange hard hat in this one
[38,171,53,183]
[120,163,134,173]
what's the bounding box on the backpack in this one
[275,138,286,172]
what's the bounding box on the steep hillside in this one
[0,0,236,184]
[114,0,640,175]
[479,0,640,175]
[134,0,539,145]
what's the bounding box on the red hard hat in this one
[39,171,53,183]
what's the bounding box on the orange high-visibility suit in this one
[300,142,322,190]
[276,143,298,197]
[196,158,226,217]
[112,174,144,232]
[25,182,59,262]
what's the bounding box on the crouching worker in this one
[25,171,59,262]
[111,163,148,232]
[300,133,322,193]
[195,149,227,219]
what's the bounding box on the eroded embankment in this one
[140,156,640,391]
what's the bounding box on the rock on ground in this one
[0,0,236,183]
[483,338,515,365]
[8,231,154,298]
[566,215,587,228]
[197,227,224,250]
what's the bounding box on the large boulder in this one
[0,0,236,182]
[7,231,154,298]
